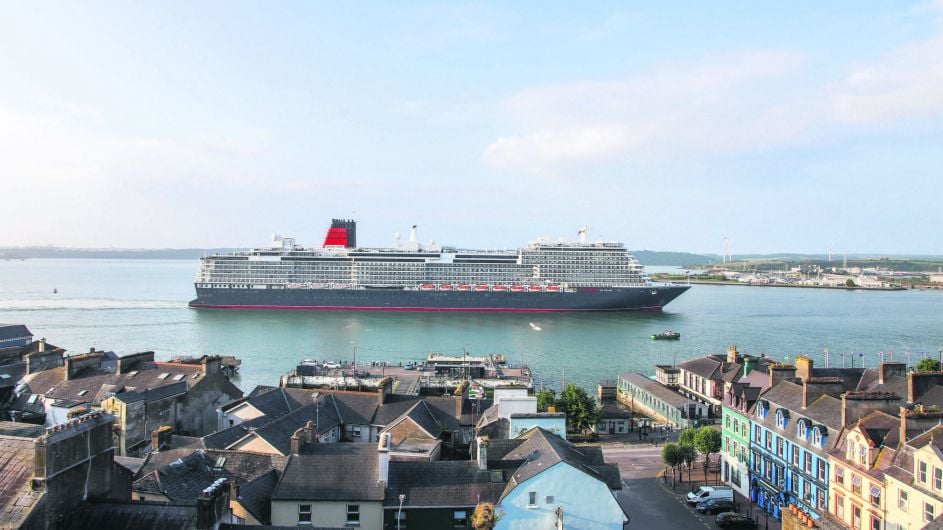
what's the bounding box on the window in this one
[766,433,773,451]
[726,415,731,429]
[859,445,867,465]
[853,505,862,530]
[805,453,813,473]
[777,437,784,458]
[898,489,908,511]
[755,425,761,442]
[797,420,808,440]
[919,460,928,483]
[395,510,407,528]
[813,427,823,447]
[852,475,862,495]
[835,494,845,519]
[346,504,360,526]
[870,516,881,530]
[835,466,845,486]
[793,446,800,466]
[818,460,826,482]
[935,467,942,491]
[157,373,170,380]
[528,491,537,507]
[545,496,554,504]
[173,373,185,381]
[818,489,826,510]
[869,485,881,506]
[453,510,467,528]
[926,502,935,523]
[848,440,856,461]
[792,476,800,495]
[352,426,362,438]
[298,504,312,524]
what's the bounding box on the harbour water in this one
[1,259,942,393]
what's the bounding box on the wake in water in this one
[0,298,187,311]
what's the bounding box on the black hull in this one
[188,285,690,312]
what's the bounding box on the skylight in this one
[173,374,185,381]
[78,390,88,396]
[157,373,170,380]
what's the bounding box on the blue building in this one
[0,324,32,349]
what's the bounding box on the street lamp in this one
[397,494,406,530]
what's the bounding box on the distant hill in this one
[630,250,717,266]
[0,247,240,260]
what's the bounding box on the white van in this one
[686,485,734,505]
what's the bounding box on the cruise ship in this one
[188,219,690,312]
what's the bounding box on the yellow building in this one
[884,423,943,530]
[827,410,900,530]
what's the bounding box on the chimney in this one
[151,425,173,452]
[726,345,739,364]
[742,356,756,377]
[879,362,907,385]
[197,478,231,530]
[377,432,391,484]
[795,355,814,381]
[899,406,909,445]
[803,378,845,408]
[768,364,797,388]
[476,435,489,471]
[65,352,105,380]
[116,351,155,374]
[38,338,46,353]
[303,420,315,444]
[841,392,902,427]
[377,377,393,406]
[290,433,303,455]
[907,371,943,403]
[89,347,95,353]
[201,355,221,376]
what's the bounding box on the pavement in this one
[601,440,782,530]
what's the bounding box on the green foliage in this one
[535,389,556,412]
[555,384,600,433]
[845,278,856,287]
[678,427,698,446]
[915,358,941,372]
[694,426,722,461]
[471,502,503,530]
[662,443,682,469]
[678,443,697,467]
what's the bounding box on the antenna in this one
[722,237,729,264]
[828,244,834,263]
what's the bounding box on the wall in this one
[180,374,243,436]
[231,499,263,525]
[271,500,383,529]
[496,397,537,419]
[221,402,264,429]
[509,417,565,439]
[384,507,471,530]
[721,406,750,497]
[231,435,281,455]
[496,462,626,530]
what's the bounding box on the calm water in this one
[1,259,942,393]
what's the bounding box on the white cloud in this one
[483,51,810,176]
[832,32,943,124]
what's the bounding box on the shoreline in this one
[660,279,907,291]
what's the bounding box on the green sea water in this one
[1,259,941,393]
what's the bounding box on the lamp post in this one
[397,494,405,530]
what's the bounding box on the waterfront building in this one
[617,371,707,428]
[678,345,774,419]
[883,416,943,529]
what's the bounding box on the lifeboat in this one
[529,285,543,292]
[474,285,490,292]
[546,285,560,292]
[511,285,525,292]
[458,285,471,291]
[439,284,453,291]
[421,284,436,291]
[492,285,507,292]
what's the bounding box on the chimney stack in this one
[115,351,155,374]
[768,364,797,388]
[802,378,845,408]
[726,345,739,364]
[38,338,46,353]
[795,356,814,382]
[879,362,907,385]
[197,478,231,530]
[841,392,902,427]
[303,420,315,444]
[907,371,943,403]
[290,433,303,455]
[476,435,489,471]
[64,352,105,380]
[899,406,909,445]
[151,425,173,452]
[377,432,391,484]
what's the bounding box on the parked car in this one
[322,361,339,369]
[696,499,736,515]
[687,485,734,505]
[715,512,757,528]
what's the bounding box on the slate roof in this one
[249,398,343,455]
[114,456,146,476]
[236,469,279,524]
[600,401,632,419]
[331,391,380,425]
[0,361,26,389]
[384,461,508,507]
[499,427,620,498]
[619,372,693,408]
[220,387,299,418]
[0,433,44,528]
[201,415,271,450]
[61,501,198,530]
[272,443,384,501]
[0,325,31,342]
[133,448,288,504]
[753,380,842,452]
[0,421,44,438]
[394,401,441,438]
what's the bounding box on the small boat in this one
[458,285,471,291]
[474,285,490,292]
[439,284,453,291]
[528,285,543,292]
[420,284,436,291]
[529,322,542,331]
[493,285,507,292]
[511,285,525,292]
[53,288,58,294]
[651,330,681,340]
[546,285,560,292]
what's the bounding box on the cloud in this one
[832,32,943,124]
[483,51,810,176]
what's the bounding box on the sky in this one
[2,2,943,254]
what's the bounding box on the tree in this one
[845,278,856,287]
[661,443,682,485]
[536,389,556,412]
[555,384,600,433]
[471,502,503,530]
[678,427,698,446]
[694,426,722,482]
[915,358,941,372]
[678,443,697,483]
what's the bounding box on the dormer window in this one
[797,419,808,441]
[812,426,824,447]
[775,409,789,429]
